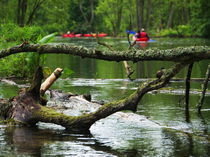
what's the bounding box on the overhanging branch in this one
[0,44,210,62]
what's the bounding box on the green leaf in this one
[37,32,58,44]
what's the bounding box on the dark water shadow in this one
[3,125,125,157]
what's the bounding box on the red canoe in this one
[97,33,107,37]
[63,33,108,38]
[62,34,82,38]
[83,33,108,37]
[83,34,93,37]
[133,36,149,41]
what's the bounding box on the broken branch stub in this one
[40,68,63,96]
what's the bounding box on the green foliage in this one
[0,53,36,78]
[38,32,58,44]
[42,67,52,79]
[0,0,209,37]
[158,29,178,37]
[42,24,65,34]
[60,69,74,79]
[0,23,45,43]
[0,24,47,78]
[157,25,193,37]
[176,25,193,37]
[191,0,210,38]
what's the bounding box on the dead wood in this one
[40,68,63,96]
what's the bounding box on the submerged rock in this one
[45,90,161,128]
[45,90,100,116]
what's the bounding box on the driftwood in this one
[40,68,63,96]
[197,64,210,113]
[185,63,194,109]
[0,62,188,131]
[0,43,210,132]
[0,44,209,62]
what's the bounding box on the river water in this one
[0,37,210,156]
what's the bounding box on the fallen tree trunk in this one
[0,44,210,62]
[0,62,188,131]
[0,43,209,132]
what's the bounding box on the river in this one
[0,37,210,156]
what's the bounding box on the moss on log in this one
[0,62,188,131]
[0,44,210,62]
[0,43,209,132]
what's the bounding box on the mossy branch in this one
[0,62,187,131]
[0,44,210,62]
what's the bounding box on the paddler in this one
[135,28,150,41]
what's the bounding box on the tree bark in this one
[116,0,123,35]
[0,44,209,62]
[0,43,210,132]
[185,63,194,123]
[185,63,194,107]
[197,65,210,113]
[0,63,188,131]
[40,68,63,96]
[136,0,142,29]
[145,0,152,30]
[79,0,95,31]
[26,0,45,25]
[167,2,174,28]
[17,0,28,27]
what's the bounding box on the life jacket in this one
[140,32,147,38]
[135,32,149,41]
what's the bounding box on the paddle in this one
[126,30,137,47]
[126,30,136,35]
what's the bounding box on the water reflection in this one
[45,37,210,79]
[0,78,210,157]
[0,37,210,156]
[2,126,122,156]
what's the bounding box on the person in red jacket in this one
[135,28,150,41]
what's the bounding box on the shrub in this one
[0,24,47,78]
[158,28,178,37]
[176,25,193,37]
[0,23,45,43]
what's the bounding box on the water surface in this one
[0,37,210,157]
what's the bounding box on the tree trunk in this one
[0,44,209,62]
[116,0,123,35]
[0,44,209,132]
[185,63,194,107]
[17,0,28,27]
[197,65,210,113]
[17,0,21,25]
[0,63,188,131]
[79,0,95,31]
[136,0,142,29]
[26,0,45,25]
[145,0,152,30]
[167,2,174,28]
[89,0,95,26]
[140,0,144,28]
[185,63,194,123]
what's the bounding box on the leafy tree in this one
[68,0,98,33]
[96,0,126,36]
[191,0,210,37]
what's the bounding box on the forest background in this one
[0,0,210,77]
[1,0,210,38]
